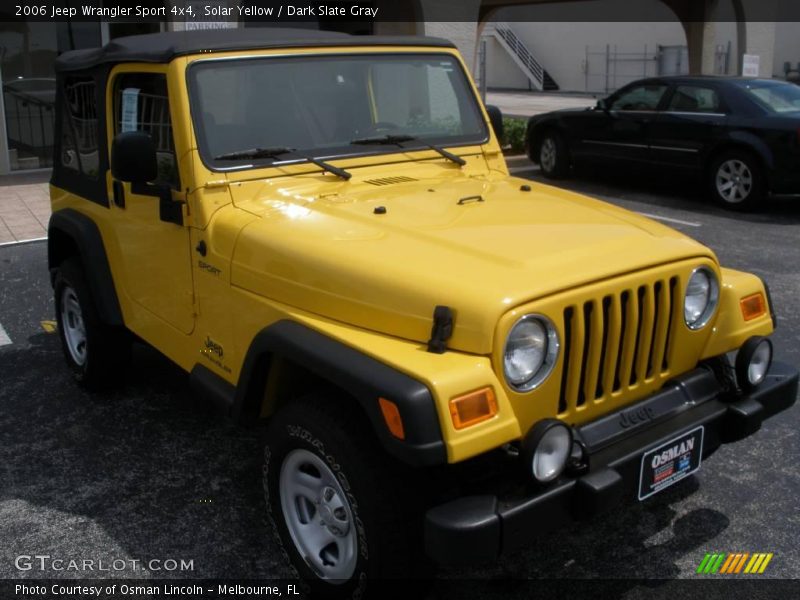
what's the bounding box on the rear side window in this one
[113,73,178,188]
[668,86,722,113]
[61,76,99,177]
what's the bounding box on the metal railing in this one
[485,22,545,90]
[3,85,55,168]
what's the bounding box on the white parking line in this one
[0,322,11,347]
[0,236,48,248]
[636,212,702,228]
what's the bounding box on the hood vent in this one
[364,176,418,186]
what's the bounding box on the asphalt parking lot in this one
[1,164,798,597]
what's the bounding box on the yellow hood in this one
[229,173,713,354]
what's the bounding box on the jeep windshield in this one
[187,53,488,171]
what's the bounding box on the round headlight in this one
[522,420,573,483]
[684,267,719,330]
[735,336,773,390]
[503,315,559,391]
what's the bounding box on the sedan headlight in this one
[503,315,559,391]
[684,267,719,330]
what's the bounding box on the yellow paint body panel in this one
[50,44,775,464]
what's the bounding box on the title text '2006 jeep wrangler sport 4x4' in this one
[48,29,797,596]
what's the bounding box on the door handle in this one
[112,180,125,208]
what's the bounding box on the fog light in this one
[522,420,573,483]
[735,336,773,390]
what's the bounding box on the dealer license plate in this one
[638,426,704,501]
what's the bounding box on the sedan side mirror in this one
[596,99,609,112]
[111,131,158,183]
[485,105,504,142]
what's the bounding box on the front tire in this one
[54,258,130,390]
[263,395,421,598]
[709,150,765,211]
[538,131,570,179]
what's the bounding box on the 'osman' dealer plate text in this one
[638,426,704,501]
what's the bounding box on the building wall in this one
[483,0,795,91]
[485,20,689,93]
[484,37,530,89]
[774,21,800,76]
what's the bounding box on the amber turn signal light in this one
[740,293,766,321]
[378,397,405,440]
[449,387,498,430]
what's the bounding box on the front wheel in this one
[537,131,570,179]
[54,258,130,389]
[263,396,422,598]
[708,151,765,211]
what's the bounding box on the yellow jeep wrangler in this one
[48,29,797,594]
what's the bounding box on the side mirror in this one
[485,105,504,142]
[596,99,609,112]
[111,131,157,183]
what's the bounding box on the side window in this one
[61,76,99,177]
[113,73,178,188]
[609,84,668,111]
[667,86,721,113]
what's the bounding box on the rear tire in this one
[708,150,765,211]
[54,257,130,390]
[263,395,424,598]
[538,131,570,179]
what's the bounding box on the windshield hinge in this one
[204,180,229,189]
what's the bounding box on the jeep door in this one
[106,67,195,334]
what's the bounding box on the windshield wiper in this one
[350,134,466,166]
[213,147,351,180]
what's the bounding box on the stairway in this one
[484,22,559,91]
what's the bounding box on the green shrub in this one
[502,117,527,154]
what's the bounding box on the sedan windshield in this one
[736,81,800,113]
[188,53,488,169]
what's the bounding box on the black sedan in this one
[525,76,800,210]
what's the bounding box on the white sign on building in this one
[186,1,237,30]
[742,54,760,77]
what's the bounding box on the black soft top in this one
[55,28,456,72]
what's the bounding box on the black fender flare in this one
[233,320,447,467]
[48,208,123,326]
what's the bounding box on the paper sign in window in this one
[121,88,140,132]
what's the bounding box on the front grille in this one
[558,276,679,415]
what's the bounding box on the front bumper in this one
[424,361,798,565]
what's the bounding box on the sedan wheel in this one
[537,132,569,179]
[540,137,557,173]
[715,159,753,204]
[709,151,764,211]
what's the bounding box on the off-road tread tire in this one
[54,257,130,390]
[263,394,425,599]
